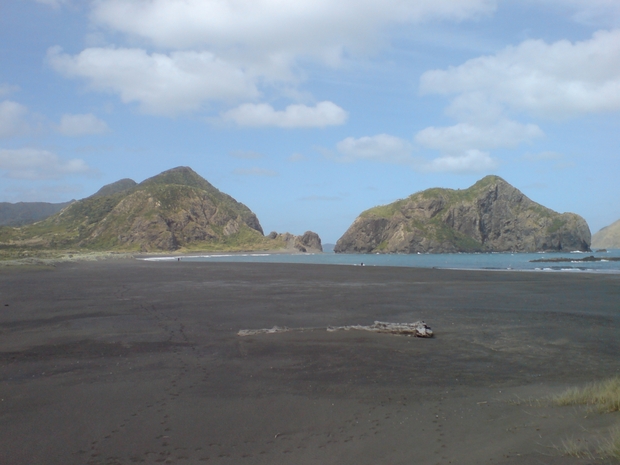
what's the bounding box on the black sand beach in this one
[0,260,619,464]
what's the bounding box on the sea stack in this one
[335,175,591,254]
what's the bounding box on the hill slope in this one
[1,167,270,252]
[335,176,591,254]
[592,219,620,248]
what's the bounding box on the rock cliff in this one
[335,176,591,254]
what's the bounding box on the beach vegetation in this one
[552,376,620,413]
[549,377,620,460]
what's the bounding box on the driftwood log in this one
[238,321,433,338]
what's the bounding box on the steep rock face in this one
[592,219,620,248]
[11,167,266,252]
[335,176,591,254]
[267,231,323,252]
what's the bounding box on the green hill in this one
[0,167,276,255]
[335,175,591,254]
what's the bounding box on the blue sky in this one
[1,0,619,243]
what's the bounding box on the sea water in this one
[142,249,620,273]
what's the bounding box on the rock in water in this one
[267,231,323,252]
[335,175,590,254]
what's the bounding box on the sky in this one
[1,0,619,243]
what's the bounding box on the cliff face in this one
[4,167,267,252]
[335,176,591,254]
[592,219,620,249]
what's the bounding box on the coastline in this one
[1,260,618,464]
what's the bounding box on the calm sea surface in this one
[143,249,620,273]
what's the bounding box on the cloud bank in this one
[0,148,92,180]
[223,102,347,128]
[57,113,109,136]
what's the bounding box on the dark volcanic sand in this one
[0,261,619,465]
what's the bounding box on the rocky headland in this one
[335,175,591,254]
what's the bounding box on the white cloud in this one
[48,0,494,118]
[421,149,498,173]
[420,29,620,119]
[415,119,543,153]
[540,0,620,26]
[0,101,31,138]
[0,148,93,180]
[92,0,497,54]
[233,167,279,177]
[223,102,347,128]
[48,46,259,116]
[0,84,19,97]
[57,113,109,136]
[335,134,414,163]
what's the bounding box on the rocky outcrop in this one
[267,231,323,253]
[335,176,591,254]
[592,219,620,249]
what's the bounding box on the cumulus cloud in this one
[0,148,93,180]
[91,0,496,54]
[223,102,348,128]
[415,119,543,153]
[420,29,620,119]
[57,113,109,136]
[48,46,259,116]
[48,1,496,118]
[420,150,498,173]
[0,101,31,138]
[335,134,414,163]
[233,167,278,177]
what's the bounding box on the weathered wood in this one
[238,321,433,338]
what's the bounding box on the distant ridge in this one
[335,175,591,254]
[0,200,74,227]
[592,219,620,248]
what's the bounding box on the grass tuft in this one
[552,376,620,413]
[599,427,620,460]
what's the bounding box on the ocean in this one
[142,249,620,273]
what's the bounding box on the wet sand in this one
[0,260,619,464]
